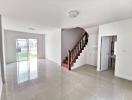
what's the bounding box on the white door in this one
[100,37,110,71]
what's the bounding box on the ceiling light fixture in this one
[68,10,80,18]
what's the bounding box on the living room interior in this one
[0,0,132,100]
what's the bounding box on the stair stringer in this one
[71,44,88,70]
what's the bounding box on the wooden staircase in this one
[62,32,89,70]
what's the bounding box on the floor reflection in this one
[17,60,38,84]
[1,60,132,100]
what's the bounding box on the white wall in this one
[61,28,85,61]
[0,15,6,99]
[45,29,61,65]
[0,15,3,99]
[4,30,45,64]
[98,18,132,80]
[0,58,2,99]
[85,26,99,66]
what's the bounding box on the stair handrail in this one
[71,32,87,52]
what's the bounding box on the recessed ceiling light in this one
[68,10,80,18]
[28,27,35,30]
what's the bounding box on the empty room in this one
[0,0,132,100]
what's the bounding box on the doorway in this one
[16,39,37,61]
[100,36,117,71]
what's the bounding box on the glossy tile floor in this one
[1,59,132,100]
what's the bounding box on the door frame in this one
[99,35,117,71]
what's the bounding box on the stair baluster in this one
[62,32,89,70]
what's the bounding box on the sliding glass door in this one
[16,39,37,61]
[16,39,28,61]
[29,39,37,60]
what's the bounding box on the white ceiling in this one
[0,0,132,34]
